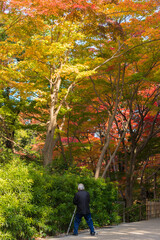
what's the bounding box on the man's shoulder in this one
[78,190,89,195]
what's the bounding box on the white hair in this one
[78,183,85,190]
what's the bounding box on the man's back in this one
[73,190,90,214]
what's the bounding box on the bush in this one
[125,204,146,222]
[29,166,119,235]
[0,159,36,240]
[0,160,119,239]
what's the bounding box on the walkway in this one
[46,218,160,240]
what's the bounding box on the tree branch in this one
[93,39,160,71]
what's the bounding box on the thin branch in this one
[93,39,160,71]
[93,43,124,71]
[0,134,33,156]
[137,111,160,154]
[1,15,22,35]
[55,82,75,115]
[89,76,109,110]
[145,166,160,183]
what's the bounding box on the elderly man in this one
[73,183,95,236]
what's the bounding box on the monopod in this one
[66,207,77,235]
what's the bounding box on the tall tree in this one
[1,0,159,171]
[1,0,123,165]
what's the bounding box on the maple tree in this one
[115,84,160,206]
[75,0,160,181]
[67,0,160,206]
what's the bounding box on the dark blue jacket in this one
[73,190,90,214]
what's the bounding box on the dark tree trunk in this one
[42,127,56,166]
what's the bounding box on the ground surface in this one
[43,218,160,240]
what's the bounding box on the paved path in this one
[46,218,160,240]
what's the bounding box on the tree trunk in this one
[42,72,62,166]
[58,132,68,165]
[125,176,134,207]
[125,175,134,222]
[95,136,110,179]
[124,148,136,208]
[42,126,56,166]
[95,109,118,179]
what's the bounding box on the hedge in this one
[0,159,119,239]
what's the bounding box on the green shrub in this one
[29,166,119,235]
[125,204,146,222]
[0,159,36,240]
[0,160,119,239]
[0,145,13,163]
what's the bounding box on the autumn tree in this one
[1,3,87,165]
[85,0,160,180]
[1,0,124,165]
[1,0,160,173]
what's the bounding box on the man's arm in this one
[73,193,78,205]
[85,191,90,203]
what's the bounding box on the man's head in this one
[78,183,85,191]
